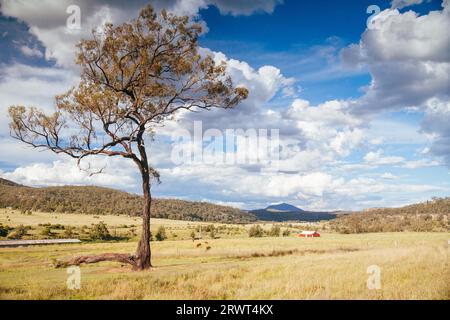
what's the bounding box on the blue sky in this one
[199,0,443,103]
[0,0,449,210]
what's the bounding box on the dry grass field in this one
[0,208,208,228]
[0,209,449,300]
[0,209,313,240]
[0,209,238,241]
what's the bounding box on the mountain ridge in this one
[265,203,304,213]
[250,203,337,222]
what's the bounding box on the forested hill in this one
[0,179,256,223]
[330,197,450,233]
[0,178,22,187]
[360,197,450,215]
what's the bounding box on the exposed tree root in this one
[54,253,141,269]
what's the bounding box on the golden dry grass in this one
[1,229,449,300]
[0,208,206,228]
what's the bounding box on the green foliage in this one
[269,225,281,237]
[155,226,167,241]
[0,223,11,237]
[248,225,264,238]
[89,222,111,241]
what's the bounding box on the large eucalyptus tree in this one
[9,5,248,270]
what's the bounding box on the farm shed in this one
[298,231,320,238]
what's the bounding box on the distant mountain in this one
[250,203,336,222]
[0,178,256,224]
[265,203,304,212]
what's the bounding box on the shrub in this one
[63,226,75,238]
[7,225,29,239]
[41,226,53,237]
[89,222,111,240]
[0,224,11,237]
[282,229,291,237]
[248,225,264,238]
[269,225,281,237]
[190,230,196,241]
[209,226,216,239]
[155,226,167,241]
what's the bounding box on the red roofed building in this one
[298,231,320,238]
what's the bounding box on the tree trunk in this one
[55,146,153,270]
[55,167,153,271]
[54,253,137,268]
[134,171,152,270]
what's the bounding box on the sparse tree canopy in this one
[8,5,248,270]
